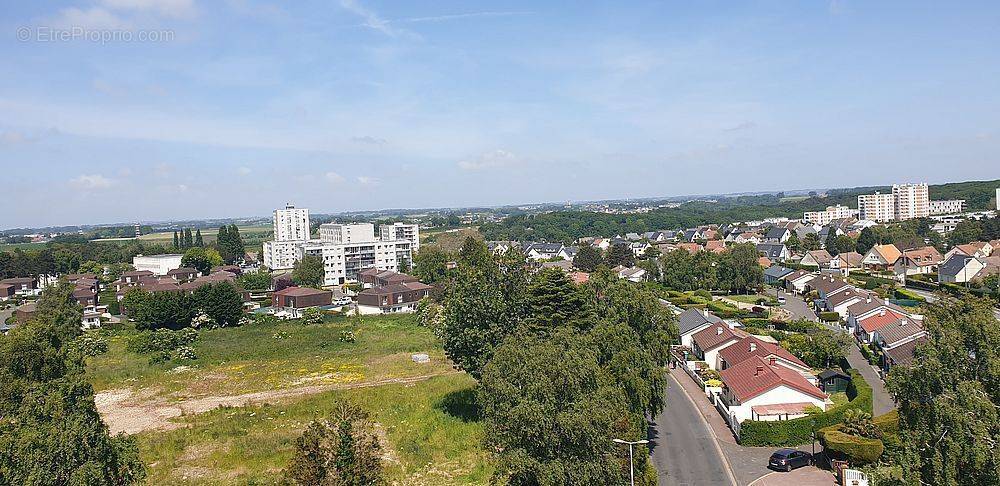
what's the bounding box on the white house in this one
[785,270,817,294]
[893,246,943,278]
[691,325,746,370]
[938,254,987,284]
[861,244,901,270]
[718,356,828,423]
[677,308,725,348]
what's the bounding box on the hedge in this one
[819,312,841,322]
[738,369,873,446]
[905,277,939,291]
[873,410,900,436]
[893,288,926,302]
[820,430,884,463]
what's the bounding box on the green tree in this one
[283,403,385,486]
[786,232,801,252]
[293,254,325,287]
[181,247,215,274]
[0,288,145,484]
[605,243,635,268]
[183,228,193,248]
[194,229,204,247]
[885,296,1000,486]
[780,324,850,368]
[948,219,983,247]
[659,249,696,291]
[802,233,822,251]
[192,281,244,327]
[412,247,451,284]
[834,235,855,256]
[524,268,594,333]
[478,330,635,486]
[824,229,839,253]
[572,245,603,272]
[125,289,195,330]
[238,269,273,291]
[441,239,529,379]
[717,243,763,294]
[173,231,179,249]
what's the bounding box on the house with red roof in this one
[855,308,917,344]
[717,356,829,424]
[691,324,747,370]
[716,336,813,380]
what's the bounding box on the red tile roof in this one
[718,335,809,370]
[692,324,745,352]
[720,356,827,403]
[858,309,909,333]
[274,286,331,297]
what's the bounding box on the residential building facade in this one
[858,192,896,222]
[928,199,966,215]
[892,183,930,220]
[803,205,858,225]
[273,204,311,242]
[132,254,184,276]
[379,223,420,252]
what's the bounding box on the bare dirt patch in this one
[97,371,461,435]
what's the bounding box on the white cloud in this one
[357,175,379,185]
[177,183,189,192]
[326,171,346,183]
[47,0,196,30]
[339,0,413,38]
[70,174,115,189]
[237,166,252,175]
[154,163,173,177]
[458,149,518,171]
[100,0,197,18]
[724,121,756,132]
[49,7,130,30]
[350,135,387,145]
[398,11,531,23]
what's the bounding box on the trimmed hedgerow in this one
[738,369,872,447]
[820,430,884,464]
[819,311,842,322]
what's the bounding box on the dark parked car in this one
[768,449,812,471]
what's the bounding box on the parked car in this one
[334,296,352,306]
[777,296,787,304]
[768,449,812,471]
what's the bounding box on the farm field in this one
[86,313,488,484]
[134,225,272,245]
[420,226,483,252]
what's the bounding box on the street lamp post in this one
[613,438,649,486]
[810,419,817,463]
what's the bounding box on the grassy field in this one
[135,225,272,246]
[137,373,488,485]
[86,313,491,484]
[0,241,48,251]
[420,227,483,253]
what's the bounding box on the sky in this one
[2,0,1000,228]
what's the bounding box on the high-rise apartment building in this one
[319,223,377,244]
[892,183,929,220]
[273,204,310,242]
[379,223,420,252]
[803,205,859,225]
[858,192,896,222]
[928,199,966,215]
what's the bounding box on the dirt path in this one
[97,371,461,435]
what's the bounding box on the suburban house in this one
[487,241,517,254]
[119,270,155,286]
[807,276,851,300]
[824,287,870,319]
[893,246,943,277]
[717,356,828,424]
[758,256,773,268]
[524,243,564,261]
[132,253,184,276]
[166,267,200,282]
[785,270,817,294]
[691,324,747,370]
[799,250,834,268]
[763,265,793,285]
[872,315,926,357]
[731,232,762,244]
[0,284,13,300]
[677,308,726,348]
[558,246,579,261]
[854,308,917,344]
[705,240,727,254]
[756,243,790,262]
[716,335,813,379]
[630,241,652,257]
[676,242,702,254]
[830,252,864,275]
[938,254,987,284]
[359,269,419,289]
[356,281,433,315]
[682,229,703,242]
[945,241,994,260]
[615,266,646,283]
[81,310,102,330]
[71,288,98,308]
[764,227,792,244]
[271,286,333,318]
[882,337,928,373]
[861,244,901,271]
[0,277,38,296]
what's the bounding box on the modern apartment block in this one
[928,199,966,215]
[379,223,420,252]
[892,183,929,220]
[301,223,413,285]
[858,192,896,223]
[803,205,859,225]
[273,204,310,242]
[264,203,311,270]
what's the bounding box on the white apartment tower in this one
[273,204,310,242]
[319,223,377,244]
[858,192,896,223]
[928,199,966,215]
[263,204,311,270]
[892,183,929,220]
[303,222,413,285]
[380,223,420,252]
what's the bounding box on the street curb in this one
[667,371,739,486]
[747,471,778,486]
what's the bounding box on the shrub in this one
[820,430,884,464]
[126,328,199,354]
[841,409,881,439]
[819,312,841,322]
[872,410,899,436]
[693,289,712,299]
[73,333,109,357]
[738,369,872,446]
[893,288,926,302]
[339,330,356,343]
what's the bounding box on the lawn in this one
[86,313,452,399]
[136,225,272,246]
[420,227,482,252]
[137,373,489,485]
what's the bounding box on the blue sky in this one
[2,0,999,228]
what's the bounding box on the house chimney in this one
[755,366,764,376]
[880,309,886,316]
[703,308,710,317]
[899,319,906,327]
[866,296,872,303]
[750,342,757,352]
[716,327,723,335]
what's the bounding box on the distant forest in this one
[480,179,1000,243]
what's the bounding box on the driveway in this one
[779,290,895,416]
[650,373,736,486]
[749,467,836,486]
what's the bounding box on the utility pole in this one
[613,438,649,486]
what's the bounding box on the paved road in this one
[650,373,735,486]
[778,289,896,416]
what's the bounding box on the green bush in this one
[872,410,899,436]
[126,328,199,354]
[693,289,713,299]
[819,312,841,322]
[893,288,926,302]
[821,430,884,463]
[738,369,872,446]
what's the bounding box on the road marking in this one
[667,372,739,486]
[747,471,779,486]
